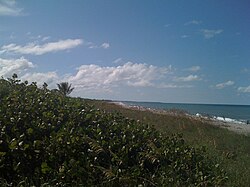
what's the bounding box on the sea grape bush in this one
[0,75,227,186]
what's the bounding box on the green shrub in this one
[0,75,227,186]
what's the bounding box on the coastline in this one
[111,101,250,136]
[196,115,250,136]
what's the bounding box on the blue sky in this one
[0,0,250,104]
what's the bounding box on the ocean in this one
[120,101,250,124]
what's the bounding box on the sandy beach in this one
[199,117,250,136]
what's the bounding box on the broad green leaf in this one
[9,139,17,149]
[41,162,51,174]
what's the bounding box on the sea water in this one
[121,101,250,124]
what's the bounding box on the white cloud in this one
[21,72,59,87]
[238,86,250,93]
[0,56,198,98]
[215,80,234,89]
[186,66,201,72]
[68,62,170,91]
[201,29,223,39]
[0,57,59,87]
[1,39,83,55]
[157,83,193,89]
[174,75,200,82]
[184,20,202,26]
[0,0,23,16]
[87,42,110,49]
[101,43,110,49]
[0,57,34,78]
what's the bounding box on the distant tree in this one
[57,82,74,96]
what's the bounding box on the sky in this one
[0,0,250,105]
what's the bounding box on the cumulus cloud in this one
[0,57,34,78]
[186,66,201,72]
[174,75,200,82]
[184,20,202,26]
[215,80,234,89]
[0,56,195,96]
[0,57,59,87]
[0,39,83,55]
[68,62,170,91]
[0,0,23,16]
[201,29,223,39]
[21,72,59,86]
[238,86,250,93]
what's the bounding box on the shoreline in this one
[111,101,250,136]
[195,115,250,136]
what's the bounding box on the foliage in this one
[0,75,227,186]
[88,99,250,186]
[57,82,74,96]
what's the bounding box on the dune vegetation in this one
[88,100,250,187]
[0,75,247,186]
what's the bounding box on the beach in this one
[201,117,250,136]
[112,101,250,136]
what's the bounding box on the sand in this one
[199,117,250,135]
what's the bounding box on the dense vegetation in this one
[0,75,227,186]
[89,100,250,186]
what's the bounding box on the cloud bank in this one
[68,62,170,91]
[0,56,198,96]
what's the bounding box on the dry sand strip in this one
[203,118,250,136]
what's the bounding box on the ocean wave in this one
[112,101,127,107]
[195,113,246,124]
[213,116,245,124]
